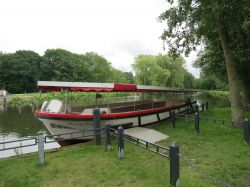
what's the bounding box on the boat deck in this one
[69,99,185,114]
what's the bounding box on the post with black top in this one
[194,104,199,114]
[93,107,101,145]
[169,142,180,186]
[37,130,45,165]
[243,118,250,144]
[201,103,205,112]
[195,112,200,133]
[105,124,112,150]
[118,126,124,159]
[171,110,176,128]
[205,101,208,111]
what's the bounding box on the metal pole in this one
[243,118,250,144]
[95,92,97,106]
[205,101,208,111]
[171,110,176,128]
[201,103,205,112]
[105,124,112,150]
[194,104,199,114]
[133,92,135,111]
[169,142,180,186]
[64,91,68,113]
[165,92,167,106]
[195,112,200,133]
[118,126,124,159]
[151,93,153,109]
[93,107,101,145]
[37,130,45,165]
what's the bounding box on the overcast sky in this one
[0,0,200,77]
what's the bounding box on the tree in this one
[183,72,195,88]
[132,55,170,86]
[0,50,41,93]
[159,0,249,123]
[156,54,186,87]
[110,68,127,83]
[124,72,134,84]
[40,49,77,81]
[83,52,113,82]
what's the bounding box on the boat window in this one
[46,100,63,113]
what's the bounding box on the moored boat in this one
[35,81,196,140]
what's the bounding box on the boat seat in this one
[81,107,111,114]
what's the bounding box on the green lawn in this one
[0,107,249,187]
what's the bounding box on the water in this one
[0,105,60,158]
[0,92,229,158]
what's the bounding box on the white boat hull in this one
[37,104,194,140]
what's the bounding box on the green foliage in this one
[0,49,134,93]
[183,71,194,88]
[0,50,42,93]
[132,55,170,86]
[132,54,194,88]
[41,49,77,81]
[83,52,113,82]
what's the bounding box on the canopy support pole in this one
[165,92,167,106]
[64,91,68,113]
[133,92,135,111]
[95,92,97,106]
[151,93,153,109]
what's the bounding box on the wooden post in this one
[37,130,45,165]
[105,124,112,150]
[118,126,124,159]
[170,143,180,186]
[243,118,250,144]
[195,112,200,133]
[93,107,101,145]
[171,110,176,128]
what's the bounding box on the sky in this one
[0,0,200,77]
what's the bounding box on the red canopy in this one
[113,83,137,92]
[38,81,195,93]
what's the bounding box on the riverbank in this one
[0,107,249,186]
[203,90,229,99]
[6,92,129,106]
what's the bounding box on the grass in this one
[0,107,250,187]
[203,90,229,99]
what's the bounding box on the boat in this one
[35,81,196,140]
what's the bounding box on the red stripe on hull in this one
[34,103,187,120]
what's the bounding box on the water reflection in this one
[0,105,46,137]
[0,133,60,159]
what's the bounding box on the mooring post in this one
[205,101,208,111]
[243,118,250,144]
[37,130,45,165]
[3,97,6,107]
[118,126,124,159]
[194,104,199,114]
[195,112,200,133]
[105,124,112,151]
[201,103,205,112]
[93,107,101,145]
[171,110,176,128]
[169,142,180,187]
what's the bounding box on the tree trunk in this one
[241,81,250,110]
[218,27,245,126]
